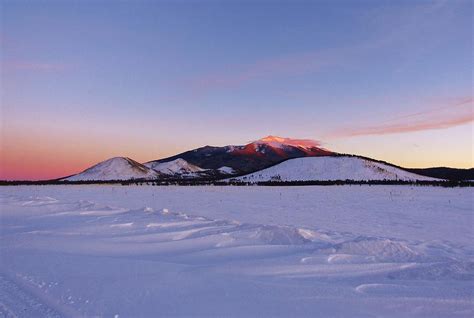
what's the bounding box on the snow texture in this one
[1,185,472,317]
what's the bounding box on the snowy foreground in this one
[1,185,473,317]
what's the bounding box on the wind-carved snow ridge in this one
[3,193,469,268]
[233,156,437,182]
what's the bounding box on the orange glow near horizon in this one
[1,98,472,181]
[1,152,153,181]
[0,127,171,181]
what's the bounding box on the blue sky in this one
[1,0,472,179]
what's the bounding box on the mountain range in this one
[61,136,473,182]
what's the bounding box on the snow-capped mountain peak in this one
[147,136,332,175]
[254,136,323,150]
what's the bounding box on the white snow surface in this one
[234,156,437,182]
[217,166,236,174]
[63,157,159,181]
[144,158,205,176]
[1,185,472,317]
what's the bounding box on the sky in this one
[1,0,472,180]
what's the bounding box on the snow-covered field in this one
[1,185,473,317]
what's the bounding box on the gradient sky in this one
[1,0,473,180]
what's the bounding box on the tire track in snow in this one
[0,274,62,317]
[0,272,80,317]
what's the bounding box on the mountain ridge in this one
[22,136,473,182]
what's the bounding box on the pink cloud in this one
[188,50,338,93]
[389,97,473,121]
[329,97,473,138]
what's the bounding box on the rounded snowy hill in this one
[232,156,437,182]
[63,157,159,181]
